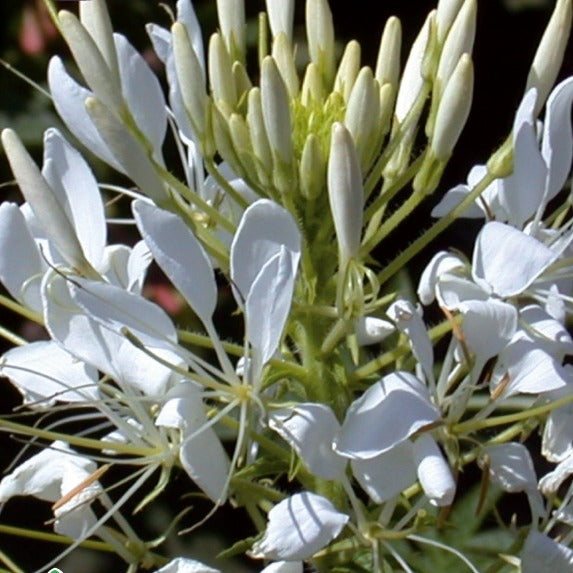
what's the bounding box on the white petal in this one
[133,200,216,324]
[155,557,220,573]
[115,34,167,161]
[355,316,395,346]
[351,441,417,503]
[231,199,301,308]
[246,247,296,376]
[413,434,456,506]
[269,404,345,480]
[0,341,98,406]
[542,384,573,462]
[473,221,557,297]
[42,128,106,269]
[417,251,465,305]
[335,372,440,459]
[539,455,573,495]
[47,57,124,173]
[387,300,434,384]
[458,299,517,363]
[0,202,44,310]
[70,277,177,351]
[251,492,348,560]
[521,531,573,573]
[542,76,573,200]
[156,383,229,503]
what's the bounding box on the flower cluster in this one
[1,0,573,571]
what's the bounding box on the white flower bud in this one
[436,0,476,96]
[216,0,246,63]
[328,123,364,264]
[266,0,295,44]
[299,133,326,201]
[375,16,402,89]
[306,0,336,87]
[395,11,434,123]
[261,56,294,169]
[344,67,381,169]
[334,41,361,102]
[436,0,464,41]
[58,10,124,116]
[79,0,120,87]
[247,88,273,183]
[1,129,97,278]
[526,0,572,114]
[208,33,238,110]
[301,62,326,105]
[432,53,474,160]
[172,22,208,140]
[272,33,300,98]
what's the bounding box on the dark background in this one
[0,1,569,572]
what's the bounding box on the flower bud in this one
[208,33,238,111]
[328,123,364,264]
[216,0,246,63]
[300,133,326,201]
[525,0,572,114]
[306,0,336,88]
[301,62,326,106]
[375,16,401,89]
[435,0,464,41]
[334,40,361,102]
[261,56,294,171]
[1,128,98,278]
[172,21,208,141]
[58,10,124,116]
[432,53,474,160]
[436,0,476,96]
[266,0,295,44]
[79,0,120,87]
[272,32,300,98]
[344,68,381,170]
[229,113,257,178]
[247,88,273,184]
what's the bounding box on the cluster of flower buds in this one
[0,0,572,572]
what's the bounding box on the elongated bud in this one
[334,41,361,102]
[79,0,120,87]
[306,0,336,88]
[58,10,124,116]
[300,133,326,201]
[1,128,98,278]
[375,16,401,89]
[266,0,295,43]
[216,0,246,63]
[525,0,572,114]
[395,11,434,123]
[229,113,257,177]
[436,0,464,41]
[261,56,294,170]
[172,22,208,141]
[301,62,326,105]
[85,97,169,206]
[344,68,381,169]
[432,53,473,160]
[328,123,364,264]
[436,0,476,96]
[247,88,273,183]
[209,33,238,110]
[272,32,300,98]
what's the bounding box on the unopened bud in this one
[208,33,238,110]
[328,123,364,264]
[525,0,572,114]
[266,0,295,44]
[301,62,326,105]
[432,53,473,160]
[216,0,246,63]
[300,133,326,201]
[375,16,402,89]
[247,88,273,183]
[334,40,361,102]
[436,0,464,41]
[306,0,336,88]
[272,32,300,98]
